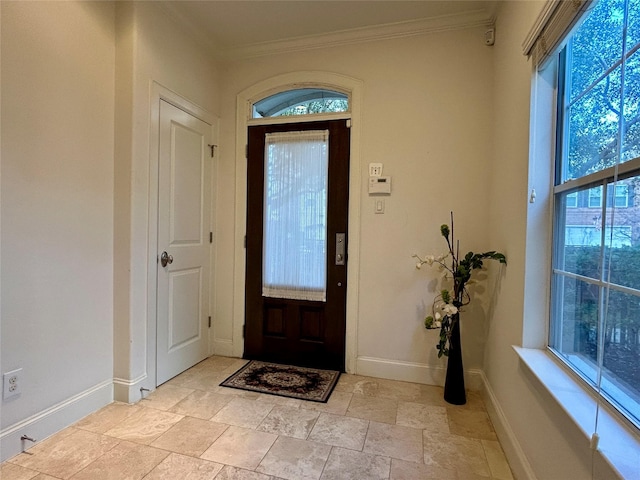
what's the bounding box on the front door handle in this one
[336,233,346,265]
[160,251,173,267]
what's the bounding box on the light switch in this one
[375,199,385,214]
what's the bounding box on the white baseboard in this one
[113,374,148,404]
[212,338,233,357]
[479,370,537,480]
[355,356,484,391]
[0,379,113,463]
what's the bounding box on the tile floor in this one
[1,356,514,480]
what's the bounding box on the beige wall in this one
[1,0,116,455]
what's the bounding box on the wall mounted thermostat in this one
[369,176,392,195]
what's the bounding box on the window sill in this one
[513,346,640,480]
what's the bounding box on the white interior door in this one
[157,100,213,385]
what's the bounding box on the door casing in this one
[233,72,364,373]
[147,82,218,389]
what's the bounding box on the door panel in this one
[244,120,350,371]
[157,100,213,385]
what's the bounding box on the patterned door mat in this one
[220,360,341,403]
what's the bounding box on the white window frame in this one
[549,0,640,430]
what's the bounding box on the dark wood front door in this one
[244,119,350,371]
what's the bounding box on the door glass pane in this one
[262,130,329,302]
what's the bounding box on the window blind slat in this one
[523,0,595,68]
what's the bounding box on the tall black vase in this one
[444,314,466,405]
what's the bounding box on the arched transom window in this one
[252,88,349,118]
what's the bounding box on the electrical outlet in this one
[3,368,22,399]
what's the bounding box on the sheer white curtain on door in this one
[262,130,329,302]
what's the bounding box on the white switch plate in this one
[375,199,385,214]
[369,163,383,177]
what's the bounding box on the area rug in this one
[220,361,341,403]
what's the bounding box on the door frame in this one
[147,82,218,388]
[233,72,363,373]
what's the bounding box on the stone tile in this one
[396,402,449,432]
[144,453,223,479]
[307,413,369,450]
[255,393,303,408]
[200,426,277,470]
[412,384,450,408]
[164,369,203,388]
[482,439,514,480]
[219,359,252,374]
[319,447,390,480]
[463,391,488,411]
[333,375,379,395]
[211,398,274,429]
[447,408,497,441]
[363,421,423,463]
[181,372,231,392]
[69,441,168,479]
[0,360,514,480]
[189,356,237,373]
[140,385,195,411]
[9,428,119,479]
[74,402,143,434]
[255,436,331,480]
[150,417,228,457]
[0,463,40,480]
[257,405,319,439]
[346,394,397,424]
[389,458,458,480]
[300,391,352,416]
[423,431,491,477]
[104,407,183,445]
[373,379,424,402]
[209,385,261,399]
[169,390,232,419]
[214,465,275,480]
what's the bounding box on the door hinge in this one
[208,316,211,328]
[346,119,352,128]
[208,144,217,158]
[245,144,248,158]
[210,232,213,244]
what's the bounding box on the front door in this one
[156,100,214,385]
[245,120,350,371]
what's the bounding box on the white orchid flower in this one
[434,320,442,328]
[425,255,435,265]
[442,304,458,316]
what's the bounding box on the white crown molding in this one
[158,2,495,61]
[223,10,495,59]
